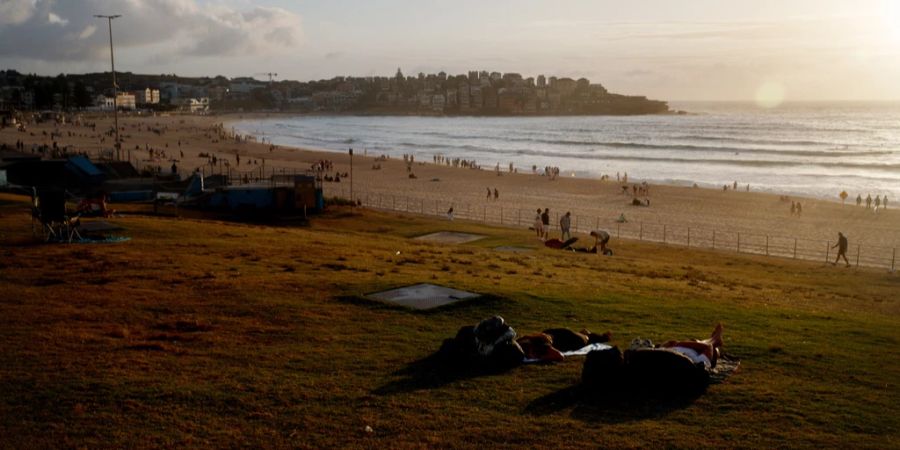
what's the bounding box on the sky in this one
[2,0,900,101]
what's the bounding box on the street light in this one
[95,14,121,160]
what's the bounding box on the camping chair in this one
[36,189,82,243]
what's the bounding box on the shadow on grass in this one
[373,350,517,396]
[524,384,703,424]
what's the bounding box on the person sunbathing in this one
[517,333,565,362]
[659,323,724,368]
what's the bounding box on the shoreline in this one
[223,113,871,204]
[3,113,898,249]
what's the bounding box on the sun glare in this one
[754,81,786,108]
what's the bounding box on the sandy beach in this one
[3,112,899,258]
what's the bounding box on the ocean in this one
[233,102,900,200]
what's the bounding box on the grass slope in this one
[1,193,898,448]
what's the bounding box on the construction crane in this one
[255,72,278,86]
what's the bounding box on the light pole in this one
[95,14,121,160]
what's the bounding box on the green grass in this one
[1,193,898,448]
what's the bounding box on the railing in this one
[328,186,898,271]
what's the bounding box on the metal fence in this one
[328,186,898,271]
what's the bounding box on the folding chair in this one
[36,189,82,243]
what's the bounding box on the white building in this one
[173,97,210,113]
[135,88,160,104]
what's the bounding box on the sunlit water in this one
[234,102,900,200]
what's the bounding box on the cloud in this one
[0,0,303,63]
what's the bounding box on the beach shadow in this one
[372,350,517,396]
[524,383,703,424]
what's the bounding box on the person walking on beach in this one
[796,202,802,216]
[534,209,544,239]
[790,201,796,215]
[856,194,862,207]
[875,195,881,209]
[866,194,872,209]
[487,187,492,200]
[884,196,889,209]
[541,208,551,240]
[447,207,454,221]
[493,188,499,200]
[560,212,572,240]
[832,232,851,267]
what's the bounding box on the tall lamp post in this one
[95,14,122,160]
[348,148,354,204]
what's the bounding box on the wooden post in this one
[500,207,504,224]
[766,235,769,256]
[392,195,395,210]
[793,238,797,259]
[639,222,643,240]
[483,206,486,222]
[825,242,830,263]
[663,225,667,244]
[575,215,579,233]
[892,248,896,272]
[517,209,521,226]
[687,227,691,247]
[617,223,621,238]
[421,198,424,214]
[737,233,741,253]
[595,217,599,230]
[713,230,716,249]
[856,244,860,268]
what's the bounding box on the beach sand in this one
[3,113,899,261]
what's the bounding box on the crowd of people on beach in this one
[854,193,889,211]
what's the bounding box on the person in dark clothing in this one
[832,232,850,267]
[541,208,550,240]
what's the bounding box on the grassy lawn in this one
[1,193,898,448]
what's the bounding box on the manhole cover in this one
[368,283,480,310]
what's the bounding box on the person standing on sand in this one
[791,201,796,215]
[534,209,544,239]
[487,187,491,200]
[875,195,881,209]
[796,202,802,216]
[541,208,551,240]
[494,188,499,200]
[884,196,889,209]
[560,212,572,240]
[832,232,851,267]
[866,194,872,209]
[857,194,862,207]
[447,207,454,221]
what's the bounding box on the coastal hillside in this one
[0,68,669,115]
[0,194,896,448]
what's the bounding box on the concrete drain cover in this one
[413,232,486,244]
[368,283,480,310]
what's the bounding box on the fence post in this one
[766,235,769,256]
[687,227,691,247]
[794,238,797,259]
[663,225,667,244]
[483,206,486,222]
[617,223,621,238]
[737,233,741,253]
[517,209,521,226]
[892,248,896,272]
[856,244,860,268]
[596,217,599,230]
[392,195,395,210]
[575,215,579,233]
[713,230,716,249]
[421,199,424,214]
[639,222,643,240]
[825,242,830,263]
[500,207,503,224]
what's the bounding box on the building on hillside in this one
[135,88,160,104]
[173,97,210,113]
[116,93,136,110]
